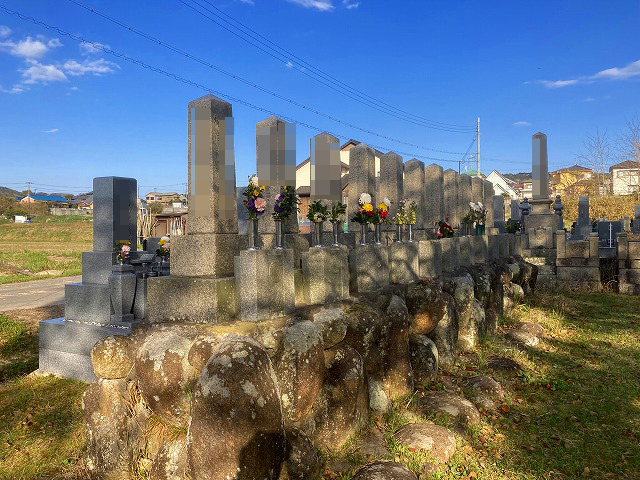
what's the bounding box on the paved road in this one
[0,276,82,311]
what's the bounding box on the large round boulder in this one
[91,335,134,379]
[283,428,320,480]
[416,392,481,427]
[394,422,456,463]
[273,320,325,423]
[134,330,196,422]
[425,292,458,368]
[314,344,368,451]
[312,308,348,348]
[405,281,447,335]
[187,335,286,480]
[409,334,438,386]
[149,439,187,480]
[352,461,418,480]
[380,295,414,398]
[343,302,385,375]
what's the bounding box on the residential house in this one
[145,192,187,205]
[17,194,69,204]
[549,165,594,197]
[71,193,93,209]
[486,170,518,199]
[610,160,640,195]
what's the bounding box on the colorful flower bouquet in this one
[156,237,170,259]
[114,240,131,263]
[394,199,407,225]
[406,200,418,225]
[272,185,299,222]
[243,174,266,220]
[469,201,487,225]
[307,200,329,223]
[434,219,455,238]
[372,198,391,224]
[351,193,374,224]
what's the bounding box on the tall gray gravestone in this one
[379,152,403,230]
[443,169,458,226]
[493,195,506,232]
[571,196,592,240]
[147,94,240,323]
[510,199,520,221]
[347,143,376,233]
[458,174,473,228]
[39,176,138,382]
[483,179,494,229]
[633,206,640,233]
[425,163,444,228]
[471,176,483,206]
[404,159,426,230]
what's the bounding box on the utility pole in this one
[476,117,481,177]
[26,181,32,198]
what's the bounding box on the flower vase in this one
[475,224,485,236]
[407,224,414,242]
[313,221,324,247]
[359,223,368,246]
[395,224,403,243]
[274,219,285,249]
[248,218,260,250]
[374,223,382,244]
[331,221,341,247]
[108,264,136,323]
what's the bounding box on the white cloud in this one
[21,59,67,84]
[535,58,640,89]
[48,38,63,48]
[513,121,532,127]
[70,86,79,91]
[80,41,110,55]
[0,84,27,94]
[343,0,360,8]
[287,0,335,11]
[583,97,595,102]
[593,59,640,80]
[0,36,62,58]
[0,25,11,39]
[42,128,59,134]
[63,58,120,76]
[285,60,293,68]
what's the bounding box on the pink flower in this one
[121,245,131,256]
[254,197,267,212]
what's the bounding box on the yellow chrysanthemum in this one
[159,240,166,245]
[259,186,265,191]
[378,203,388,211]
[363,203,374,212]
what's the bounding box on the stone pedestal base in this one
[170,233,240,277]
[147,276,237,323]
[38,318,131,382]
[389,242,419,284]
[234,249,295,321]
[440,237,459,273]
[472,236,487,265]
[301,246,350,305]
[457,237,472,267]
[65,283,111,324]
[523,253,557,288]
[418,239,442,278]
[348,244,389,293]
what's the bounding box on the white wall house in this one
[486,170,518,199]
[610,160,640,195]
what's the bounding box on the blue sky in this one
[1,0,639,196]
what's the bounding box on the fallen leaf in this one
[583,467,590,476]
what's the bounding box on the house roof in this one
[146,192,182,197]
[609,160,640,172]
[488,170,517,186]
[17,194,68,202]
[71,193,93,205]
[551,164,592,174]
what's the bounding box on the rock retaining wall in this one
[84,257,537,479]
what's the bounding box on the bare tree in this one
[576,129,616,195]
[617,117,640,199]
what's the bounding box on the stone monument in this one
[39,176,138,382]
[492,195,505,232]
[571,196,593,240]
[147,94,240,323]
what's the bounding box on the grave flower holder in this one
[475,224,485,236]
[274,219,285,249]
[360,223,368,246]
[248,218,260,250]
[313,221,324,247]
[331,221,341,247]
[374,223,382,244]
[407,224,414,242]
[108,263,136,323]
[395,224,403,243]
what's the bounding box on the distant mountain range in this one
[501,172,532,183]
[0,186,19,197]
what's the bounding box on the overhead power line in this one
[179,0,476,133]
[64,0,468,155]
[0,5,471,164]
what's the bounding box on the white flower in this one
[249,175,259,186]
[477,202,483,209]
[382,197,391,207]
[469,202,475,208]
[359,193,372,205]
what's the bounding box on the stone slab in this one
[348,244,389,293]
[440,237,459,273]
[472,236,487,265]
[302,245,350,305]
[389,242,419,284]
[457,236,471,267]
[170,233,241,278]
[418,239,442,278]
[81,251,116,285]
[92,176,137,252]
[234,248,295,322]
[64,283,111,324]
[146,276,237,323]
